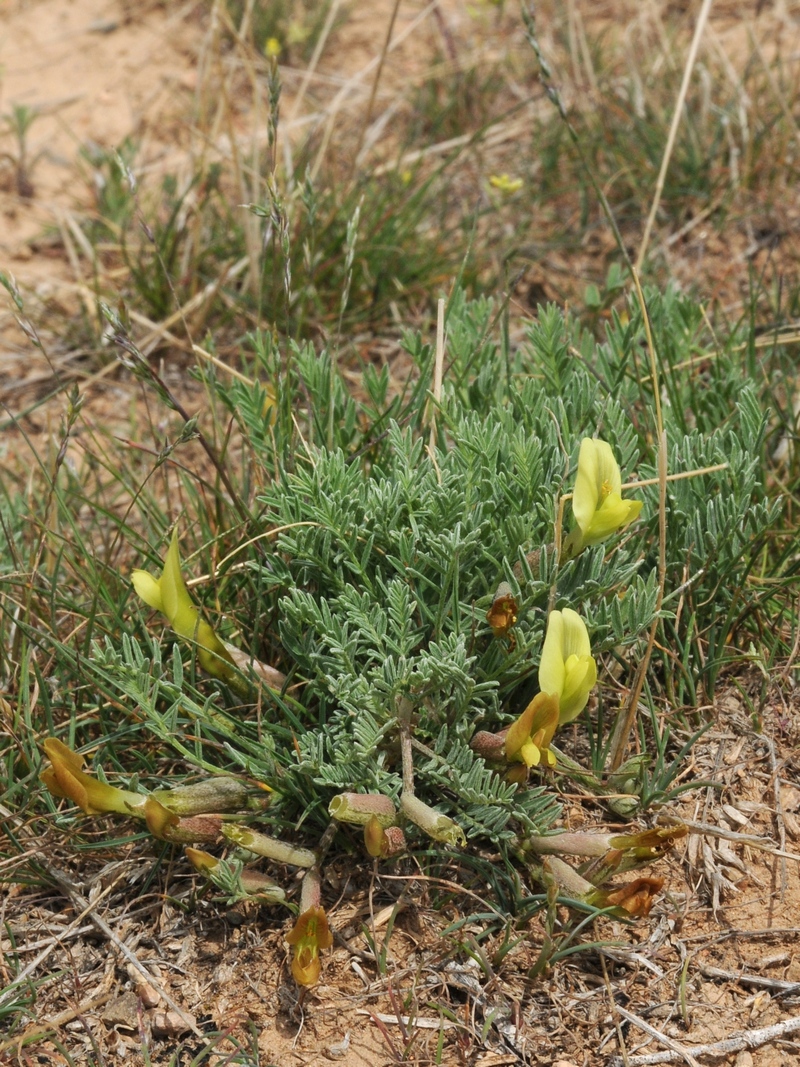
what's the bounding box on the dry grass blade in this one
[636,0,715,270]
[607,270,667,772]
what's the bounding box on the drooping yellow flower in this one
[132,529,239,688]
[538,608,597,724]
[565,438,642,557]
[486,581,518,641]
[504,692,559,768]
[589,876,665,918]
[41,738,146,817]
[286,906,334,986]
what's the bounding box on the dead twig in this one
[616,1006,701,1067]
[699,964,800,998]
[636,0,716,269]
[610,1012,800,1065]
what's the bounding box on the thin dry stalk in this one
[428,297,446,453]
[40,864,203,1038]
[310,0,439,182]
[607,270,667,772]
[349,0,402,178]
[610,1012,800,1066]
[621,462,728,490]
[636,0,715,270]
[616,1006,701,1067]
[288,0,346,126]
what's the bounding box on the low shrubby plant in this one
[29,285,778,983]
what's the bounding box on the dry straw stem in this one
[428,297,446,454]
[636,0,715,270]
[0,851,124,1016]
[607,270,667,773]
[187,523,322,586]
[193,0,267,298]
[349,0,402,177]
[286,0,346,125]
[620,463,728,490]
[0,989,114,1057]
[372,113,534,178]
[615,1006,701,1067]
[610,1012,800,1066]
[309,0,440,182]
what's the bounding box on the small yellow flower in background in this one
[132,529,239,688]
[538,608,597,724]
[264,36,282,58]
[564,438,643,558]
[286,906,334,986]
[489,173,523,194]
[504,691,559,768]
[41,738,146,817]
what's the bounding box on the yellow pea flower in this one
[286,906,334,986]
[564,438,642,558]
[504,692,559,768]
[132,529,240,689]
[538,608,597,724]
[41,738,146,817]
